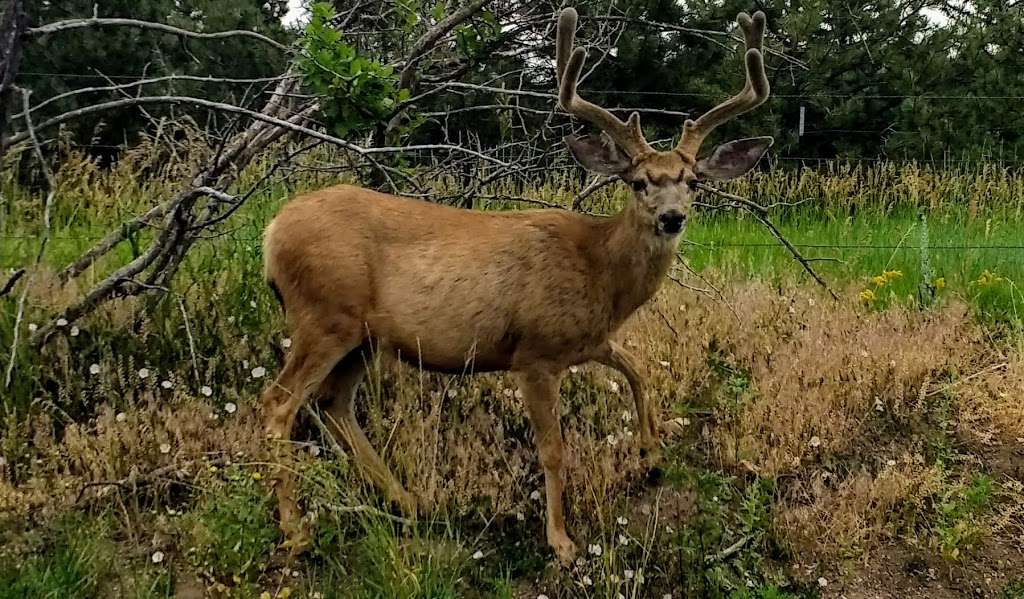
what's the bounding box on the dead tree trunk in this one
[0,0,26,158]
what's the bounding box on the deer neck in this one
[598,203,676,327]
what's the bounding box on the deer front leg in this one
[515,368,577,565]
[596,341,659,456]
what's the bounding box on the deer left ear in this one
[695,136,773,180]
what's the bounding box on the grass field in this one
[1,148,1024,598]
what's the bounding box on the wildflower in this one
[161,380,173,389]
[886,459,896,466]
[537,595,550,599]
[89,363,101,375]
[606,434,618,446]
[225,402,237,414]
[138,368,150,379]
[933,277,946,290]
[514,389,523,399]
[610,574,621,584]
[874,397,885,412]
[472,550,484,560]
[607,379,620,393]
[871,275,887,287]
[116,412,127,422]
[447,388,457,398]
[883,270,903,282]
[618,534,629,546]
[249,300,257,308]
[503,388,513,398]
[200,385,213,397]
[588,543,602,557]
[530,489,541,501]
[616,516,628,525]
[621,410,632,423]
[809,436,821,448]
[252,472,262,481]
[309,445,321,457]
[569,365,579,374]
[974,269,1003,287]
[663,595,673,599]
[281,337,291,348]
[159,443,171,454]
[151,551,164,564]
[251,366,266,379]
[624,569,634,580]
[56,318,68,327]
[858,288,876,303]
[70,326,80,337]
[658,360,670,368]
[817,577,829,588]
[582,575,593,586]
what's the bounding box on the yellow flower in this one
[883,270,903,282]
[871,275,887,287]
[933,277,946,290]
[858,289,876,303]
[251,472,262,481]
[974,269,1003,287]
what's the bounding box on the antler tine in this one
[556,8,652,158]
[675,11,771,158]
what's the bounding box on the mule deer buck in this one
[261,7,772,563]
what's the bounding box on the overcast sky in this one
[284,0,308,27]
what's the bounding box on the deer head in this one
[557,8,773,237]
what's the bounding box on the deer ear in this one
[695,136,773,180]
[564,133,632,175]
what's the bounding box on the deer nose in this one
[658,210,685,234]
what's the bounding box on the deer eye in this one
[630,179,647,193]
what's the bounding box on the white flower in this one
[582,575,593,586]
[809,435,821,448]
[224,402,237,414]
[159,443,171,454]
[27,323,37,333]
[530,489,541,501]
[251,366,266,379]
[587,543,602,556]
[817,577,828,588]
[70,326,80,337]
[537,595,549,599]
[249,300,257,308]
[503,388,513,398]
[447,388,457,398]
[56,318,68,327]
[624,569,634,580]
[658,360,670,367]
[616,516,628,525]
[514,389,523,399]
[281,338,292,348]
[887,459,897,466]
[663,594,673,599]
[89,363,100,375]
[569,365,579,374]
[309,444,321,457]
[874,397,885,412]
[472,550,484,560]
[151,550,164,564]
[161,380,173,389]
[200,385,213,397]
[515,511,525,521]
[116,412,127,422]
[618,534,629,546]
[621,410,632,423]
[607,379,620,393]
[610,574,621,583]
[138,368,150,379]
[606,434,618,446]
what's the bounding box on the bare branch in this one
[397,0,493,91]
[26,17,290,52]
[0,268,24,297]
[0,95,509,166]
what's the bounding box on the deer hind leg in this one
[596,341,659,455]
[318,348,417,517]
[515,367,577,565]
[262,325,357,554]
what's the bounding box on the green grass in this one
[0,515,115,599]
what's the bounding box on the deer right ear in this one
[565,133,632,175]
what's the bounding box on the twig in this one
[176,297,201,386]
[27,17,290,52]
[695,183,839,301]
[573,175,615,210]
[0,267,24,296]
[5,88,54,388]
[706,534,754,563]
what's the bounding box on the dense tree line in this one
[13,0,1024,164]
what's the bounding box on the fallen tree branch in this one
[695,183,839,301]
[27,16,290,52]
[0,268,24,297]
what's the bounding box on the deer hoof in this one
[548,532,578,566]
